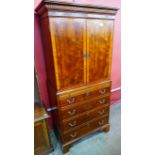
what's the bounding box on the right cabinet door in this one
[86,19,114,84]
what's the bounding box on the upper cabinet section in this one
[36,0,118,91]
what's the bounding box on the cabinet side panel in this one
[40,17,57,90]
[40,16,58,109]
[40,17,62,140]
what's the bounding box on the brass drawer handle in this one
[98,110,105,115]
[66,97,75,104]
[68,121,77,127]
[67,109,76,116]
[98,120,104,126]
[99,89,106,94]
[70,132,77,138]
[99,99,106,104]
[85,92,90,96]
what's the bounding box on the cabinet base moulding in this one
[62,124,110,154]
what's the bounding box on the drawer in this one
[60,96,110,120]
[62,106,109,131]
[90,116,109,130]
[59,87,110,107]
[63,123,90,143]
[63,116,108,143]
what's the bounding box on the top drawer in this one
[58,82,111,107]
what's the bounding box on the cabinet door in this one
[86,19,114,84]
[50,18,86,90]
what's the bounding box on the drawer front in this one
[59,87,110,107]
[63,116,108,143]
[60,96,110,120]
[90,116,109,130]
[62,106,109,131]
[63,123,90,143]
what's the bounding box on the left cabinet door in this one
[49,18,86,90]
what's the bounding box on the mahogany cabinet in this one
[36,0,118,153]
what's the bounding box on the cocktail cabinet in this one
[36,0,118,153]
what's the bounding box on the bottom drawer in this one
[63,116,109,143]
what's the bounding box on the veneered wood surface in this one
[34,105,53,154]
[34,105,49,122]
[40,17,57,89]
[62,106,109,131]
[36,1,118,153]
[60,96,110,120]
[34,122,46,150]
[63,115,108,143]
[87,19,114,83]
[34,120,52,155]
[57,80,111,99]
[59,87,110,107]
[49,18,86,90]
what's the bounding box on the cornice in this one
[35,0,119,16]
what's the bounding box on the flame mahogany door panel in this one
[49,18,86,90]
[86,20,114,84]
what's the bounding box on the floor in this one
[49,103,121,155]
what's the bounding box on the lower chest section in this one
[56,81,111,143]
